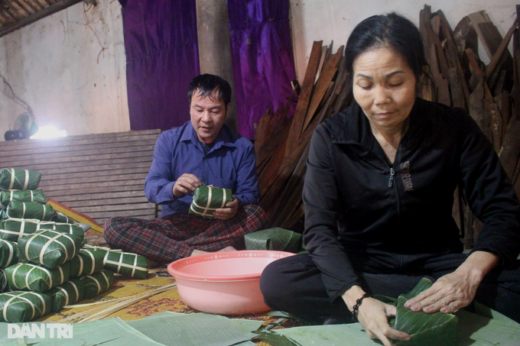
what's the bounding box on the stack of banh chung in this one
[0,168,149,322]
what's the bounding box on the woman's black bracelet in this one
[352,293,370,321]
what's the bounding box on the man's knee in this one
[103,216,130,246]
[241,204,267,228]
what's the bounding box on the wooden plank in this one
[284,41,323,157]
[453,16,478,56]
[302,47,343,134]
[39,179,145,192]
[78,203,154,213]
[86,209,156,220]
[44,184,148,197]
[0,131,160,151]
[253,107,274,155]
[486,98,503,152]
[52,191,149,203]
[23,161,152,177]
[0,138,158,159]
[39,173,148,186]
[64,197,150,208]
[37,168,150,182]
[486,20,517,83]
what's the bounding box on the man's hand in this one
[343,286,410,346]
[213,197,239,220]
[173,174,201,198]
[405,251,499,314]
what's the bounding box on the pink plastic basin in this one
[167,250,294,315]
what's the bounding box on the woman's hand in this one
[405,251,499,314]
[343,286,410,346]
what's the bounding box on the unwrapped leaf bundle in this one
[0,189,47,207]
[0,218,40,241]
[5,262,70,293]
[47,278,85,312]
[189,184,233,217]
[0,239,19,268]
[69,249,105,278]
[6,201,54,221]
[18,230,82,268]
[0,291,51,322]
[0,168,42,191]
[81,269,113,299]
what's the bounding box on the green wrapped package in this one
[38,222,85,240]
[83,246,149,279]
[6,201,54,221]
[0,218,40,241]
[0,239,19,268]
[81,269,113,299]
[47,278,85,312]
[0,168,42,191]
[189,184,233,217]
[51,212,74,224]
[69,249,105,278]
[0,189,47,207]
[0,291,51,322]
[5,262,70,293]
[18,230,82,269]
[0,269,6,292]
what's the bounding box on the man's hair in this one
[187,74,232,105]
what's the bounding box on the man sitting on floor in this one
[103,74,266,263]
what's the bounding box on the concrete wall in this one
[289,0,518,83]
[0,0,128,139]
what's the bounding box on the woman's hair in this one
[188,74,232,105]
[345,13,427,83]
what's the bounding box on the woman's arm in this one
[405,251,499,313]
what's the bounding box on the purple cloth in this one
[228,0,298,139]
[119,0,200,131]
[144,121,260,217]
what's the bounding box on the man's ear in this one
[225,104,230,116]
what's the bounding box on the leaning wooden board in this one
[0,129,161,226]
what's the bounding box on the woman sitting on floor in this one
[260,12,520,346]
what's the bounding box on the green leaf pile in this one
[392,278,458,345]
[244,228,304,253]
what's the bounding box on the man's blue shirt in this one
[144,121,260,217]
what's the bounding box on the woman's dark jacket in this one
[303,97,520,301]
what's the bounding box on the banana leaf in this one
[0,269,6,292]
[18,230,82,269]
[0,169,42,191]
[245,228,303,253]
[189,184,233,217]
[69,249,105,278]
[37,222,85,240]
[6,201,54,221]
[0,291,52,322]
[392,278,458,345]
[83,246,149,279]
[4,262,70,293]
[0,218,40,241]
[81,269,114,299]
[47,278,85,312]
[0,239,19,268]
[51,212,74,224]
[0,190,47,207]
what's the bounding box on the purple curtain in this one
[119,0,200,130]
[228,0,297,139]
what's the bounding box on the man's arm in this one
[144,132,178,204]
[231,141,260,206]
